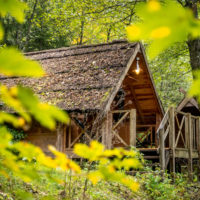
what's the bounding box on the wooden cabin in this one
[177,97,200,116]
[157,97,200,176]
[1,40,164,156]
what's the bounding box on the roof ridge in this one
[25,39,129,56]
[32,43,136,61]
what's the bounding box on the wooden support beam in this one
[56,123,64,152]
[159,128,165,170]
[169,107,175,174]
[185,114,189,148]
[129,86,145,123]
[102,112,112,149]
[188,113,193,181]
[156,113,162,146]
[63,124,67,152]
[197,118,200,181]
[112,112,129,130]
[130,109,136,146]
[107,112,113,149]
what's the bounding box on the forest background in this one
[0,0,194,110]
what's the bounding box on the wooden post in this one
[185,114,189,148]
[56,123,64,152]
[197,118,200,181]
[68,120,71,149]
[169,107,175,174]
[107,112,113,149]
[130,109,136,147]
[101,112,112,149]
[188,113,193,181]
[63,124,67,152]
[101,117,107,147]
[160,128,165,170]
[156,113,162,146]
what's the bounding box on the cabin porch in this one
[157,107,200,177]
[61,108,161,158]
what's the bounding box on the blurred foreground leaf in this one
[127,0,200,59]
[0,0,27,23]
[0,48,44,77]
[74,141,141,192]
[0,85,69,130]
[0,127,80,182]
[0,23,3,41]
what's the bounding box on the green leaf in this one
[0,0,27,23]
[17,86,69,129]
[126,0,200,59]
[0,85,31,122]
[0,23,3,41]
[0,48,44,77]
[0,112,25,128]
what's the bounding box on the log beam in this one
[130,109,136,146]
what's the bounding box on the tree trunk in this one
[23,0,38,51]
[185,0,200,77]
[187,39,200,74]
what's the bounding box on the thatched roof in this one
[1,40,140,111]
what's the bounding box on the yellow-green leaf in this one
[0,0,27,23]
[0,48,44,77]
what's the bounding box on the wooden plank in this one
[159,128,165,170]
[63,124,67,152]
[197,118,200,181]
[101,112,113,149]
[68,120,71,149]
[163,124,170,141]
[69,131,84,148]
[169,107,175,174]
[101,117,107,147]
[185,114,189,148]
[112,112,129,130]
[107,112,113,149]
[130,86,145,123]
[112,130,128,147]
[188,113,193,181]
[56,123,64,152]
[137,124,156,127]
[130,109,136,146]
[175,148,199,159]
[157,108,169,132]
[111,110,130,113]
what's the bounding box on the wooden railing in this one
[102,109,136,148]
[157,107,200,172]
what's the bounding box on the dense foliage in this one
[0,166,199,200]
